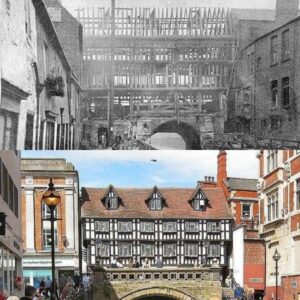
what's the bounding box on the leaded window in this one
[207,222,221,233]
[118,243,132,257]
[267,150,278,173]
[105,190,118,210]
[140,221,154,232]
[163,244,176,257]
[118,221,132,232]
[271,80,279,107]
[95,221,109,232]
[149,192,162,210]
[185,221,199,232]
[141,243,155,257]
[162,221,177,233]
[193,191,206,211]
[207,244,221,257]
[184,244,198,257]
[98,243,110,257]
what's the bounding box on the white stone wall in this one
[232,226,244,286]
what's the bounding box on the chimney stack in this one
[276,0,299,25]
[217,151,227,188]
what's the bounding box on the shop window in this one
[271,80,279,107]
[270,35,279,65]
[282,30,290,61]
[282,77,290,108]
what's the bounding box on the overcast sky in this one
[22,150,258,188]
[61,0,277,17]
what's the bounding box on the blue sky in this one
[62,0,277,17]
[22,151,258,188]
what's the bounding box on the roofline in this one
[243,15,300,50]
[81,216,234,220]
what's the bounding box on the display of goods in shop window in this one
[44,74,65,97]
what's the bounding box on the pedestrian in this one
[0,289,6,300]
[12,277,24,298]
[142,258,151,268]
[73,272,81,291]
[234,284,244,300]
[128,258,134,268]
[59,274,67,293]
[61,282,77,300]
[155,257,163,268]
[20,285,37,300]
[132,257,140,268]
[44,277,51,296]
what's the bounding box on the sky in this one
[62,0,277,17]
[22,150,259,188]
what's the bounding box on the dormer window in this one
[149,191,162,210]
[102,186,120,210]
[146,187,164,211]
[192,190,207,211]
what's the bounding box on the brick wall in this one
[291,213,300,232]
[282,275,300,300]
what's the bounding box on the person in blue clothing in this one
[234,284,244,300]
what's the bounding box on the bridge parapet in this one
[91,266,223,300]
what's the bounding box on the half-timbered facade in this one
[81,184,233,271]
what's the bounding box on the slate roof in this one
[81,186,233,220]
[224,178,257,192]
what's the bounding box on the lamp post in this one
[42,178,61,300]
[273,248,281,300]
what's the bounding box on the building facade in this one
[0,151,23,297]
[76,7,237,149]
[216,151,265,299]
[81,182,233,277]
[21,158,80,288]
[229,0,300,145]
[258,150,300,300]
[0,0,36,150]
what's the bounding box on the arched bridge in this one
[90,267,225,300]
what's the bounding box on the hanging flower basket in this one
[44,74,65,97]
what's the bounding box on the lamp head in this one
[273,248,281,262]
[42,178,61,209]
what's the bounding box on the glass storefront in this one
[23,269,52,289]
[0,244,21,296]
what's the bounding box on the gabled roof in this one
[81,186,233,220]
[145,186,166,202]
[188,186,208,203]
[224,178,257,192]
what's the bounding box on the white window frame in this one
[118,221,133,232]
[163,244,177,257]
[140,221,155,233]
[184,243,198,257]
[267,192,279,222]
[95,221,109,232]
[141,243,155,257]
[118,243,132,257]
[185,221,199,232]
[162,221,177,233]
[98,243,110,257]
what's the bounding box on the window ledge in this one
[270,62,279,67]
[281,57,291,63]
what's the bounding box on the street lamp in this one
[273,249,281,300]
[42,178,61,300]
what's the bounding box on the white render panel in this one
[25,190,35,251]
[232,226,244,287]
[65,190,75,250]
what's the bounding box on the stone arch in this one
[152,120,200,150]
[120,286,197,300]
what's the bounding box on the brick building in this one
[0,151,23,297]
[217,151,265,299]
[21,158,80,288]
[258,150,300,300]
[229,0,300,145]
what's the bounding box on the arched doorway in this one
[152,120,200,150]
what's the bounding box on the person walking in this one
[234,284,244,300]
